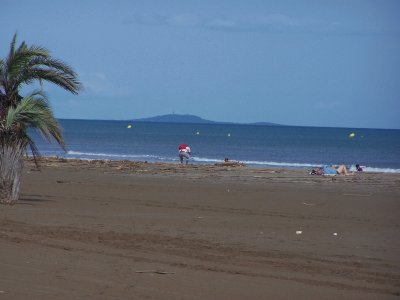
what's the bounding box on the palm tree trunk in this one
[0,139,25,204]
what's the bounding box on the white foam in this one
[191,157,321,167]
[361,167,400,173]
[241,160,323,168]
[193,158,400,172]
[67,150,160,160]
[190,156,223,163]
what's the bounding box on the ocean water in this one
[29,119,400,173]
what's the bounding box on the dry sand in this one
[1,158,400,299]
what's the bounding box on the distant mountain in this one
[134,114,281,126]
[250,121,280,126]
[134,114,216,124]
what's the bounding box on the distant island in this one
[133,114,281,126]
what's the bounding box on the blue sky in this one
[1,0,400,128]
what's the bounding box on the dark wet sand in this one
[1,158,400,299]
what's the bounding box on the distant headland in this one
[133,114,281,126]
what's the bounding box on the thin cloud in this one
[122,14,165,26]
[259,13,308,27]
[122,13,199,27]
[166,14,199,27]
[122,12,387,36]
[206,18,237,29]
[81,72,132,97]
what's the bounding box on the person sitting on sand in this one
[178,144,191,164]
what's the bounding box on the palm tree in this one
[0,33,81,204]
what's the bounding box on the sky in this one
[1,0,400,129]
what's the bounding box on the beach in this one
[1,158,400,299]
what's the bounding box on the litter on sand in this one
[296,231,302,235]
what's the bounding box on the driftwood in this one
[135,270,175,275]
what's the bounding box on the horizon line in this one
[55,117,400,131]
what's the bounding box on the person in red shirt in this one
[178,144,191,164]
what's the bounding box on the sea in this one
[29,119,400,173]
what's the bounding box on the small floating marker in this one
[227,133,231,137]
[127,124,132,129]
[348,132,355,138]
[196,131,200,135]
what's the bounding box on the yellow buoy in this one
[348,132,355,138]
[127,124,132,129]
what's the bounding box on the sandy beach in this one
[1,158,400,299]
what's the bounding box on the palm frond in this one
[0,58,5,78]
[8,33,18,59]
[23,68,81,94]
[25,133,41,166]
[2,33,81,102]
[28,56,77,76]
[7,45,49,86]
[5,91,65,151]
[16,41,27,54]
[0,59,5,94]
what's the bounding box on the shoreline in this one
[28,155,400,174]
[24,157,400,194]
[1,157,399,299]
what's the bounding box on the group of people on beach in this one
[178,143,363,176]
[310,164,363,176]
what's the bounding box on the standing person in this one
[178,144,191,164]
